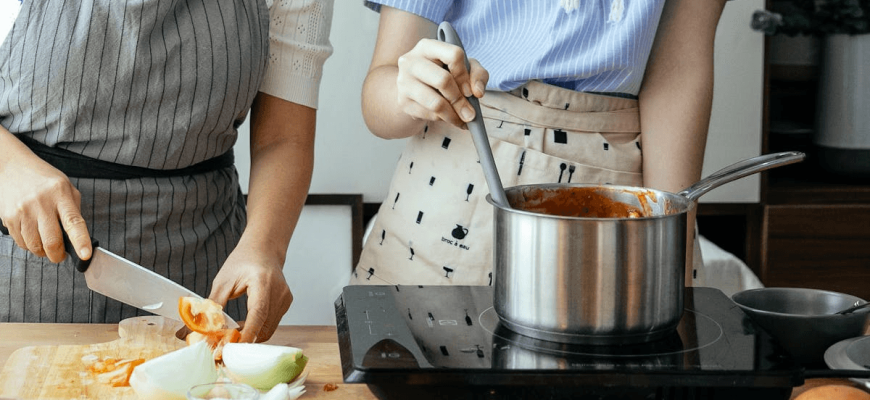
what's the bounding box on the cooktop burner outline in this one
[477,306,724,358]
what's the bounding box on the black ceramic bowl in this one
[732,287,870,365]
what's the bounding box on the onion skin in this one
[129,340,219,400]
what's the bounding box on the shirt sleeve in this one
[364,0,454,24]
[259,0,335,109]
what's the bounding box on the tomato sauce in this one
[511,187,657,218]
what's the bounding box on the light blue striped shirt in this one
[366,0,667,96]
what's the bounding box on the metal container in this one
[487,152,805,345]
[732,287,870,365]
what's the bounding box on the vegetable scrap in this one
[81,354,146,387]
[125,296,311,399]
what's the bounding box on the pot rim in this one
[487,183,696,221]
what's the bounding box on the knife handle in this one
[0,218,94,272]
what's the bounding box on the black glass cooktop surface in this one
[334,286,803,400]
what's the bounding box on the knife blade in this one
[85,246,239,329]
[0,219,238,329]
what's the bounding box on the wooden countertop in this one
[0,323,864,399]
[0,323,377,400]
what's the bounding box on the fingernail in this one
[475,82,485,96]
[462,83,472,98]
[80,248,91,259]
[460,106,475,122]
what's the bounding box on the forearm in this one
[241,93,316,265]
[639,0,727,284]
[638,0,726,193]
[638,71,713,193]
[361,6,442,139]
[361,65,427,139]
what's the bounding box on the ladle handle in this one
[437,22,509,209]
[677,151,806,202]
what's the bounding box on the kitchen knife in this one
[0,219,239,329]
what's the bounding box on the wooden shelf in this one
[769,65,819,82]
[764,131,870,205]
[767,175,870,205]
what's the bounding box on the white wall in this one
[701,0,765,203]
[278,205,352,325]
[237,1,766,204]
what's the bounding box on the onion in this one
[129,340,219,400]
[260,382,306,400]
[221,343,308,391]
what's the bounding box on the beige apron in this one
[352,81,704,287]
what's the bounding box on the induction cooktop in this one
[334,285,804,400]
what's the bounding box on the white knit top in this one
[262,0,334,109]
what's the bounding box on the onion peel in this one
[129,340,218,400]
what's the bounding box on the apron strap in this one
[17,135,234,179]
[483,81,641,133]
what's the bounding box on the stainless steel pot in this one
[486,152,805,345]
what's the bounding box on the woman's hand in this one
[208,245,293,343]
[362,6,489,139]
[395,38,489,129]
[0,130,92,263]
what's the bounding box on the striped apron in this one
[0,0,269,323]
[351,80,705,287]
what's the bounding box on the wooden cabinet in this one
[763,204,870,299]
[761,159,870,300]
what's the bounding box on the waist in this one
[484,81,641,133]
[18,136,234,179]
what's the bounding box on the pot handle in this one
[677,151,805,202]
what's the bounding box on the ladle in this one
[436,21,510,209]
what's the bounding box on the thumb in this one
[468,58,489,98]
[207,283,232,310]
[241,293,268,343]
[58,203,92,260]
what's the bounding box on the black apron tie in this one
[17,135,234,179]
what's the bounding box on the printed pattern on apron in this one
[352,81,706,287]
[0,0,269,323]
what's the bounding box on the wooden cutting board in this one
[0,316,186,400]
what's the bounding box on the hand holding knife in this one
[0,218,238,328]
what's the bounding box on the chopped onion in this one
[129,340,219,400]
[221,343,308,391]
[260,382,306,400]
[287,385,305,399]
